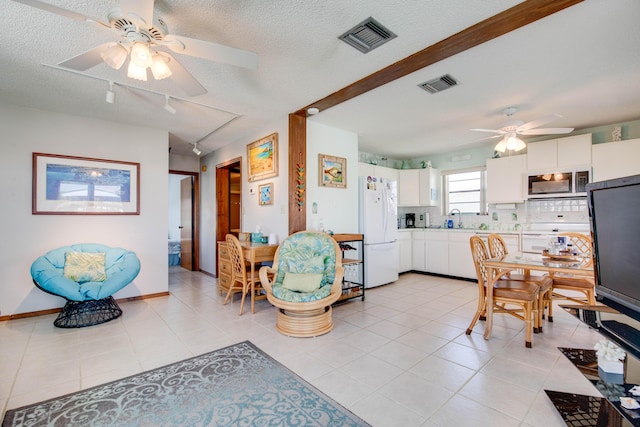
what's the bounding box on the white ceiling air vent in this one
[338,17,397,53]
[418,74,458,94]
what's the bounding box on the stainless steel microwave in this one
[527,170,590,198]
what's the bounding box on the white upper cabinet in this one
[526,134,592,171]
[592,138,640,182]
[358,163,399,182]
[418,168,441,207]
[486,155,527,203]
[398,169,420,206]
[398,168,440,207]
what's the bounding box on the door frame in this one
[169,169,200,272]
[215,157,242,276]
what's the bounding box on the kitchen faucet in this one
[449,208,463,228]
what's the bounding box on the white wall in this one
[169,152,200,172]
[306,121,359,233]
[199,117,290,275]
[0,103,169,316]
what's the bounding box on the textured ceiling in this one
[3,1,639,158]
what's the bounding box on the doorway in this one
[169,170,200,271]
[216,158,242,274]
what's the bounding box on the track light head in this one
[164,95,176,114]
[105,81,115,104]
[192,143,202,156]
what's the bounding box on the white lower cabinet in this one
[407,230,518,279]
[398,230,412,273]
[448,231,477,279]
[424,231,448,275]
[411,230,425,271]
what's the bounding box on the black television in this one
[587,174,640,321]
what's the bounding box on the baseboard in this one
[0,291,171,322]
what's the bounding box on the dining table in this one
[482,252,595,340]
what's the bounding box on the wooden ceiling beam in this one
[298,0,583,115]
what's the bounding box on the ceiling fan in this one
[471,107,574,152]
[13,0,259,96]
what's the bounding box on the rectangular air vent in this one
[418,74,458,94]
[338,17,397,53]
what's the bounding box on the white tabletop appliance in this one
[359,176,399,288]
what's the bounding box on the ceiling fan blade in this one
[58,43,113,71]
[520,127,575,135]
[517,114,562,131]
[120,0,154,26]
[470,128,504,134]
[161,53,208,97]
[164,35,258,70]
[12,0,110,27]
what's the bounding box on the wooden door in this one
[180,176,193,270]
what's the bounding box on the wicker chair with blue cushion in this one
[31,243,141,328]
[259,230,344,337]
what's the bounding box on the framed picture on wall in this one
[247,133,278,182]
[318,153,347,188]
[32,152,140,215]
[258,182,273,206]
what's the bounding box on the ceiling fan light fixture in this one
[130,42,152,68]
[100,43,128,70]
[151,54,172,80]
[494,137,508,153]
[127,60,148,81]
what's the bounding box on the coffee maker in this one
[405,213,416,228]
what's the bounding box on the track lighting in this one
[105,81,115,104]
[164,95,176,114]
[192,143,202,156]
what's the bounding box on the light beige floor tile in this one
[428,394,520,427]
[409,355,476,392]
[0,268,613,426]
[458,372,537,420]
[349,391,426,427]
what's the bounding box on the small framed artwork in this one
[247,132,278,182]
[32,152,140,215]
[318,153,347,188]
[258,182,273,205]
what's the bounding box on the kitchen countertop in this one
[398,227,521,235]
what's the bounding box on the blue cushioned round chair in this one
[31,243,141,328]
[259,231,344,337]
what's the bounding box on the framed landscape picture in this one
[258,182,273,205]
[32,152,140,215]
[318,153,346,188]
[247,133,278,182]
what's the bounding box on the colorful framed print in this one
[258,182,273,205]
[247,133,278,182]
[318,153,346,188]
[32,152,140,215]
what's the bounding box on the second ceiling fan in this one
[471,107,575,152]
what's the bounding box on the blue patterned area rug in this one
[2,341,369,427]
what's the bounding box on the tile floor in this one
[1,268,605,426]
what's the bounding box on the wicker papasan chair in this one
[30,243,141,328]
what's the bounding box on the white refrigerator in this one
[359,176,399,288]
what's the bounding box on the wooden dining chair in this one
[223,234,263,315]
[467,235,540,348]
[550,232,596,306]
[488,233,554,328]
